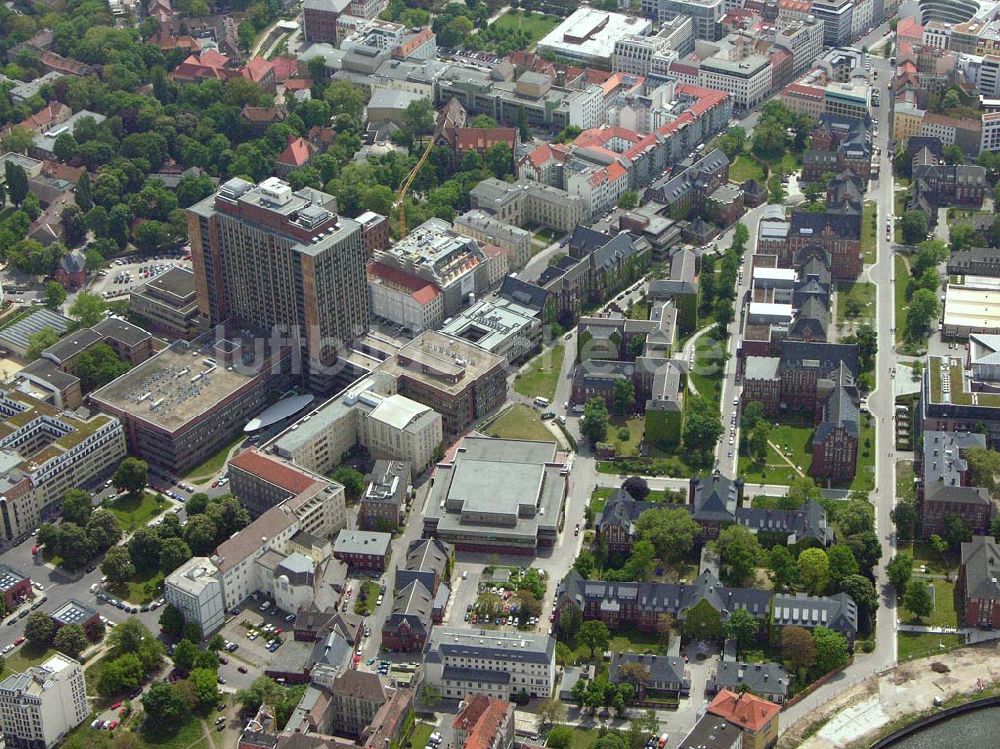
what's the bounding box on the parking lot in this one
[89,254,192,300]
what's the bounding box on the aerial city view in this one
[4,0,1000,747]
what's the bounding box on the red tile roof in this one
[229,449,319,495]
[367,261,441,305]
[453,695,511,749]
[270,57,298,83]
[284,78,313,90]
[242,56,274,84]
[393,28,434,59]
[456,127,517,151]
[277,136,311,167]
[706,690,780,734]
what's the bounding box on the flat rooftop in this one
[90,336,274,432]
[538,8,652,61]
[927,355,1000,408]
[945,281,1000,330]
[378,331,505,395]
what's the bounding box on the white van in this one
[533,396,549,408]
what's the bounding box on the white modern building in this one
[164,557,225,634]
[423,628,557,701]
[537,8,652,68]
[698,54,772,110]
[982,110,1000,152]
[0,654,88,749]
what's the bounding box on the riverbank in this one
[779,641,1000,749]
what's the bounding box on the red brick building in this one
[333,530,392,571]
[958,536,1000,628]
[0,565,33,612]
[302,0,348,44]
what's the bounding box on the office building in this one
[536,8,653,68]
[378,332,506,436]
[90,334,293,475]
[810,0,854,46]
[0,390,126,542]
[359,460,410,532]
[698,54,772,110]
[269,372,443,475]
[424,436,568,553]
[188,177,369,392]
[452,210,532,271]
[643,0,724,41]
[332,529,392,571]
[919,430,993,537]
[129,267,202,340]
[164,557,225,635]
[0,654,88,749]
[439,298,543,366]
[303,0,350,44]
[423,628,557,700]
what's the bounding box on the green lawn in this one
[488,10,560,47]
[354,580,379,616]
[590,487,613,518]
[861,201,878,264]
[896,540,958,576]
[140,718,212,749]
[184,433,245,485]
[729,154,767,184]
[105,491,168,532]
[513,344,565,402]
[896,460,915,503]
[566,628,667,663]
[898,578,958,628]
[0,644,56,679]
[761,150,801,175]
[556,727,598,749]
[849,414,876,491]
[485,404,555,442]
[766,423,813,471]
[894,254,910,345]
[406,723,436,749]
[690,337,725,408]
[604,417,645,457]
[120,569,165,604]
[897,632,965,662]
[738,452,801,485]
[835,281,876,327]
[629,300,650,320]
[894,191,907,243]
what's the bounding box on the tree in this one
[536,698,566,728]
[930,534,950,559]
[75,343,130,392]
[159,605,185,639]
[420,682,442,709]
[716,525,763,587]
[102,546,136,585]
[943,144,965,165]
[767,545,797,589]
[185,493,209,516]
[682,401,724,459]
[84,618,106,643]
[797,548,830,595]
[190,667,221,709]
[901,210,929,244]
[141,682,187,734]
[612,379,635,416]
[485,143,512,179]
[811,627,850,674]
[887,554,913,592]
[62,488,93,527]
[837,496,875,537]
[573,550,595,579]
[68,291,107,328]
[903,579,933,619]
[618,191,638,210]
[581,397,610,445]
[622,540,656,581]
[128,527,162,574]
[332,467,365,501]
[97,653,144,697]
[635,506,700,563]
[58,523,96,570]
[54,623,88,658]
[159,537,192,574]
[4,161,28,206]
[781,626,816,673]
[172,639,200,672]
[732,223,750,254]
[469,115,499,128]
[827,544,860,587]
[841,574,878,631]
[907,288,939,338]
[184,514,218,555]
[966,448,1000,496]
[45,281,67,310]
[681,598,723,642]
[547,726,573,749]
[622,476,650,501]
[26,327,60,360]
[747,422,770,466]
[723,608,759,653]
[24,612,56,647]
[236,676,285,713]
[558,604,582,639]
[577,620,611,658]
[76,172,93,212]
[113,457,148,495]
[404,99,435,137]
[891,497,918,540]
[944,513,972,550]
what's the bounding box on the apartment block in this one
[129,266,203,340]
[423,628,557,700]
[0,654,88,749]
[164,557,225,635]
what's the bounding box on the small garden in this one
[513,344,565,402]
[354,580,380,616]
[484,404,555,442]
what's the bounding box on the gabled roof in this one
[691,472,739,523]
[707,690,780,733]
[961,535,1000,600]
[277,136,311,167]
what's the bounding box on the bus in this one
[533,396,549,408]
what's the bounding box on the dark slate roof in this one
[610,652,689,689]
[771,592,858,634]
[778,340,859,378]
[569,225,613,257]
[789,296,829,342]
[384,580,433,634]
[594,489,652,535]
[60,248,86,274]
[813,362,860,443]
[708,661,788,697]
[793,244,832,269]
[498,275,551,313]
[691,473,740,524]
[592,233,641,272]
[960,535,1000,600]
[735,500,833,546]
[442,667,510,684]
[789,208,861,241]
[948,247,1000,277]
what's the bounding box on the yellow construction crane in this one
[393,135,435,238]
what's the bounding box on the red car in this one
[13,637,24,646]
[274,627,282,635]
[108,721,118,731]
[110,701,121,710]
[31,546,39,555]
